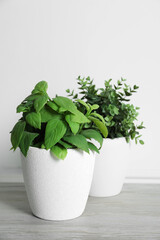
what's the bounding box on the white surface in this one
[0,0,160,180]
[90,138,128,197]
[21,147,95,220]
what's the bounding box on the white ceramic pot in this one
[21,147,95,221]
[90,138,129,197]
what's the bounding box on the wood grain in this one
[0,183,160,240]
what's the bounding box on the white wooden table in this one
[0,183,160,240]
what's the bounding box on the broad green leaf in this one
[63,134,89,153]
[32,89,43,94]
[32,81,48,94]
[58,107,67,113]
[26,112,41,129]
[88,142,99,153]
[47,101,59,111]
[88,116,108,138]
[25,94,40,101]
[53,96,77,114]
[16,101,33,113]
[70,112,90,124]
[53,96,89,123]
[11,121,26,150]
[34,94,48,112]
[90,112,105,124]
[51,145,67,160]
[40,105,61,122]
[65,114,79,134]
[45,119,67,149]
[59,140,73,149]
[16,104,28,113]
[81,129,103,147]
[76,99,90,111]
[71,112,90,124]
[19,131,39,157]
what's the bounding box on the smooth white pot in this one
[90,138,129,197]
[21,147,95,221]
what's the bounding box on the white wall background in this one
[0,0,160,182]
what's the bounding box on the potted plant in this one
[66,76,145,197]
[10,81,107,220]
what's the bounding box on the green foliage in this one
[88,116,108,138]
[34,95,48,113]
[11,121,26,150]
[19,132,39,157]
[54,96,90,123]
[10,81,108,159]
[81,129,103,148]
[40,105,59,122]
[63,134,90,153]
[32,81,48,94]
[51,145,67,160]
[65,114,79,134]
[53,96,77,115]
[66,76,145,144]
[45,118,67,149]
[88,142,99,153]
[26,112,41,129]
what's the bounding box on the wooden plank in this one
[0,184,160,240]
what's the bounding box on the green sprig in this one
[66,76,145,144]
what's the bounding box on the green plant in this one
[10,81,108,160]
[66,76,145,144]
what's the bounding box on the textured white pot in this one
[90,138,129,197]
[21,147,95,221]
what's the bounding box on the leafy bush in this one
[10,81,108,159]
[66,76,145,144]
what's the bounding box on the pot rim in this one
[21,146,95,156]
